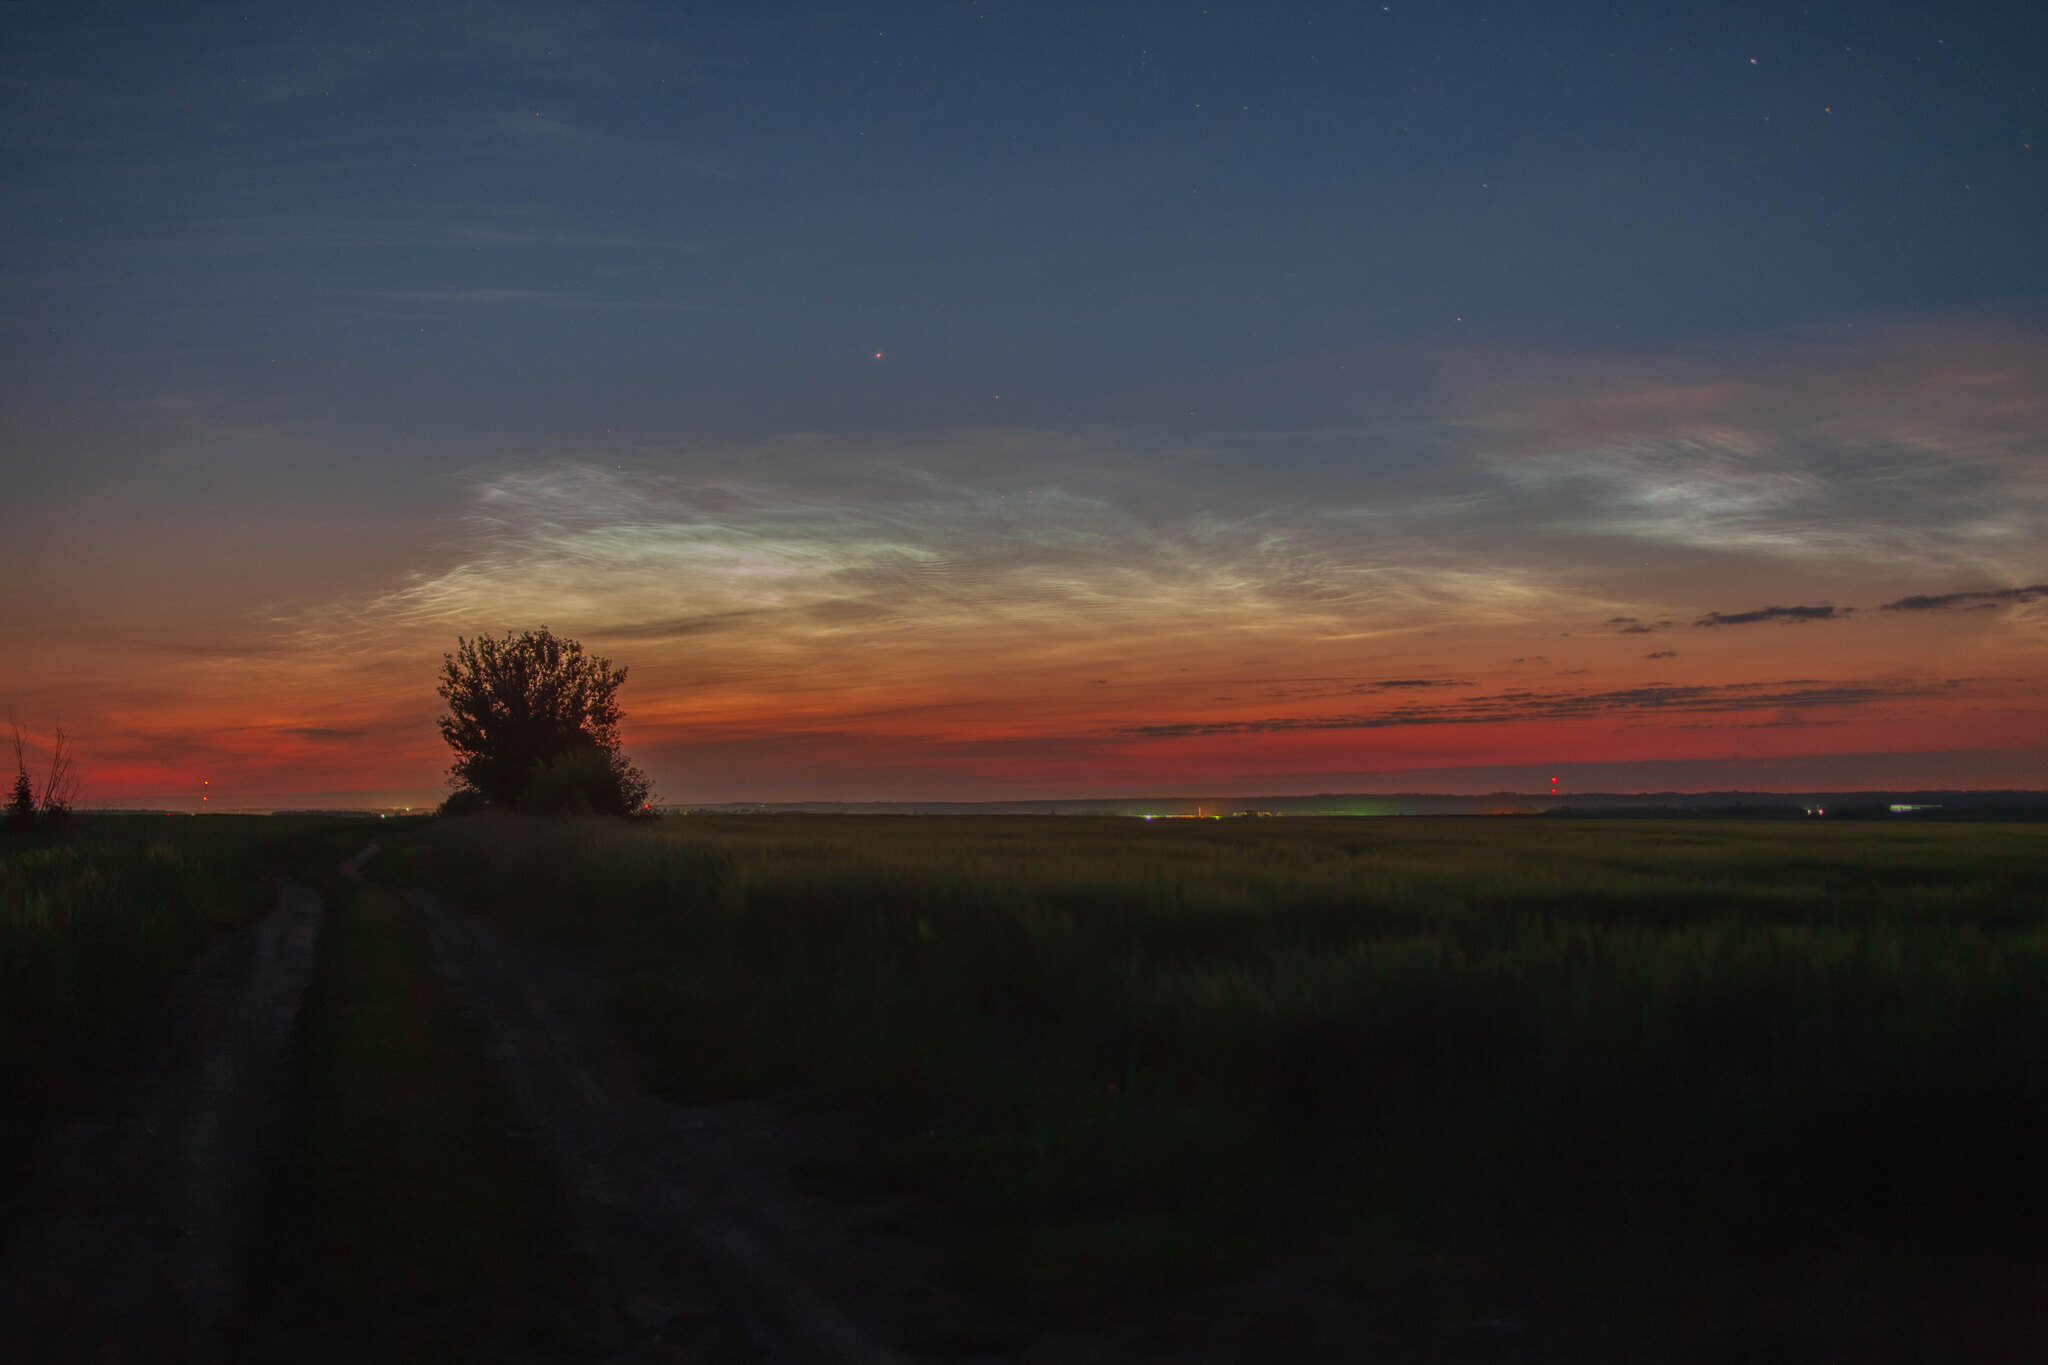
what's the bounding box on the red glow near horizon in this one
[5,13,2048,812]
[7,326,2045,807]
[35,626,2047,808]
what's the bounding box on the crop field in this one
[235,881,579,1364]
[0,815,575,1362]
[417,812,2048,1327]
[0,815,364,1182]
[7,810,2046,1356]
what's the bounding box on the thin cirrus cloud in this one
[310,318,2048,664]
[48,315,2048,802]
[492,111,732,179]
[1250,677,1473,704]
[1120,678,1982,739]
[9,0,2048,804]
[309,435,1583,672]
[1455,318,2048,589]
[380,289,703,312]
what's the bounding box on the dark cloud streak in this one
[1122,678,1970,739]
[1881,584,2048,611]
[1695,605,1845,627]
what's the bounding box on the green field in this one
[0,815,580,1359]
[417,812,2048,1323]
[0,815,367,1187]
[234,882,581,1364]
[8,810,2046,1348]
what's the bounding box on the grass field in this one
[9,809,2045,1347]
[0,814,369,1189]
[415,811,2048,1322]
[233,881,581,1364]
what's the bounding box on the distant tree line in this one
[436,627,653,817]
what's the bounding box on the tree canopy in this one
[436,628,652,814]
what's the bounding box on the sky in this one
[2,1,2045,808]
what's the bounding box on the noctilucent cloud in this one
[3,2,2044,807]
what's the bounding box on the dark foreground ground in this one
[3,813,2045,1361]
[0,879,323,1361]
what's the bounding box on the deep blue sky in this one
[8,2,2041,455]
[3,2,2045,804]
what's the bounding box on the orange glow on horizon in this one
[9,323,2045,806]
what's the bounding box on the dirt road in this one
[403,892,1474,1358]
[0,853,1489,1363]
[401,889,1429,1365]
[0,878,326,1364]
[0,855,992,1365]
[406,887,1006,1365]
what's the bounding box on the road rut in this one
[0,878,326,1364]
[405,887,989,1365]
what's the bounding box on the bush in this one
[3,771,34,833]
[438,788,491,818]
[519,744,651,816]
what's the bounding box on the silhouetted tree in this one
[436,627,653,814]
[5,719,76,832]
[4,769,35,833]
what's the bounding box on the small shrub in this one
[439,787,490,818]
[2,771,34,833]
[520,743,649,816]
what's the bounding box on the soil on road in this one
[408,886,992,1365]
[403,887,1410,1365]
[0,878,325,1364]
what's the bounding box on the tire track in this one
[0,878,326,1364]
[405,887,948,1365]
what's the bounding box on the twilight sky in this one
[3,1,2045,807]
